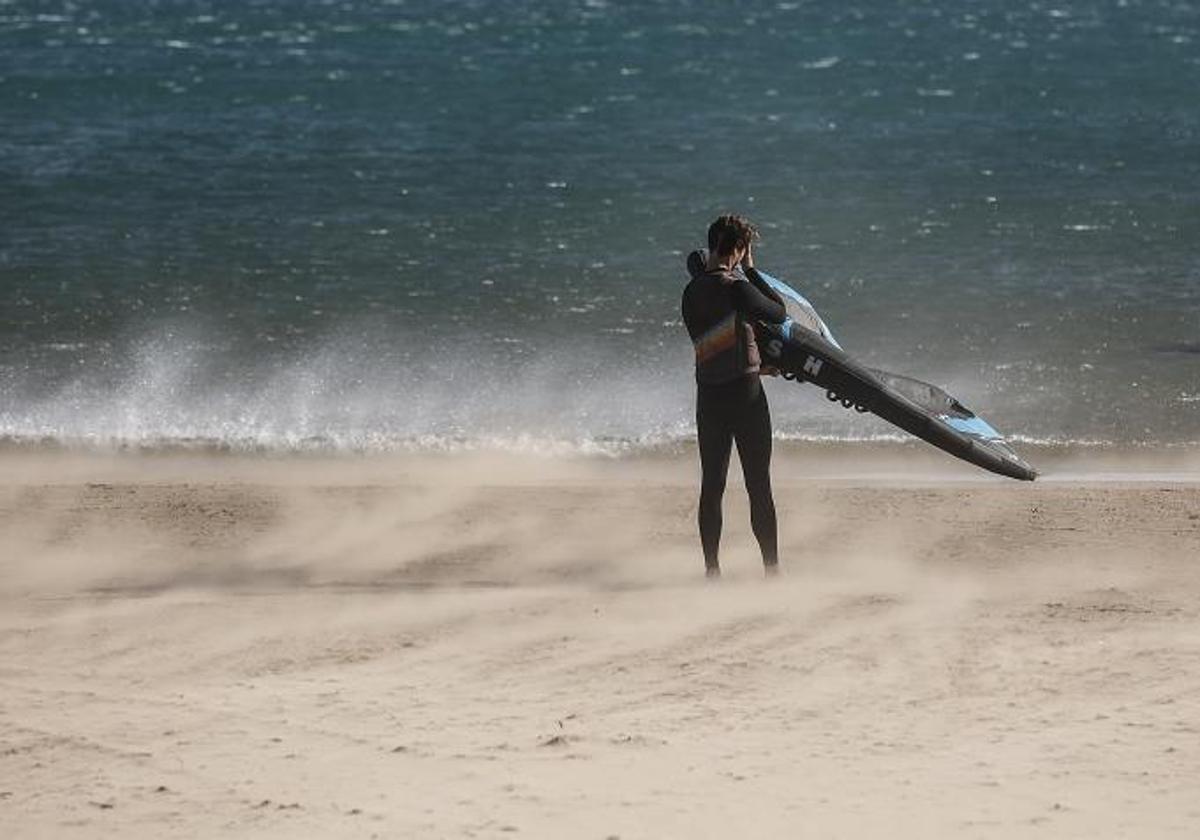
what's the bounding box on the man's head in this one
[707,214,758,261]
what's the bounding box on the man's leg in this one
[735,389,779,570]
[697,396,734,576]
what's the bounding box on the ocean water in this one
[2,0,1198,453]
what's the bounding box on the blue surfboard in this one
[686,252,1037,480]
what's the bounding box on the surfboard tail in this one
[763,322,1038,481]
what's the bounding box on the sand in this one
[2,447,1199,838]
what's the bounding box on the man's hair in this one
[707,214,758,258]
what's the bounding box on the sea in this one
[2,0,1198,455]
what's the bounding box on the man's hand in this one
[741,241,755,270]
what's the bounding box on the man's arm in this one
[743,266,786,308]
[738,242,786,310]
[730,277,787,324]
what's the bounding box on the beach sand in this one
[2,447,1199,838]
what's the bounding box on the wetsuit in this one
[681,254,787,573]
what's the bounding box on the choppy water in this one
[2,0,1198,453]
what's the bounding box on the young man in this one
[681,214,788,578]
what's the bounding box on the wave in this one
[1,322,1194,457]
[0,322,696,456]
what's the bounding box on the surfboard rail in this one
[765,322,1037,480]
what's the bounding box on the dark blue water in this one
[2,0,1198,451]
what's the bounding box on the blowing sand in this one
[2,447,1199,838]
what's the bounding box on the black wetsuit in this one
[681,258,787,573]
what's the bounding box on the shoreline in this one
[1,439,1198,476]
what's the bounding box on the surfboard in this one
[685,251,1037,481]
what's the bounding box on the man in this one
[681,214,788,578]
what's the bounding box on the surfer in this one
[681,215,788,577]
